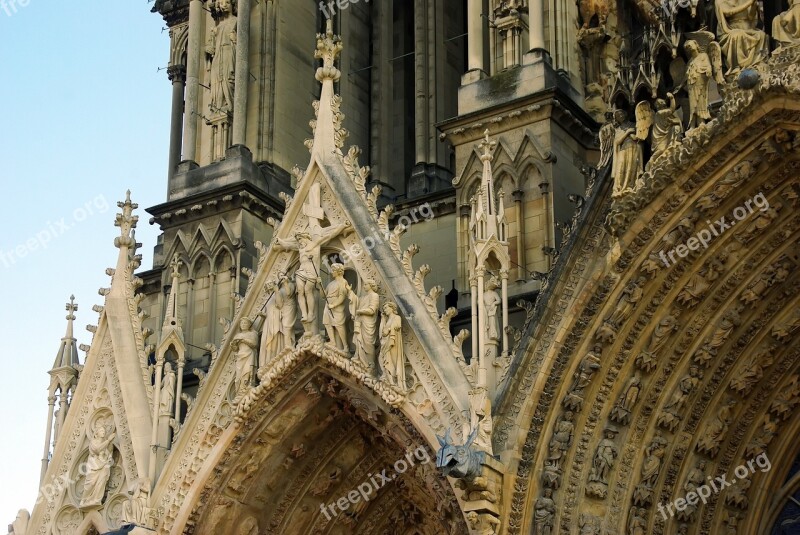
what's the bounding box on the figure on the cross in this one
[273,183,351,335]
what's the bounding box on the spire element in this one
[52,295,80,370]
[115,190,139,250]
[307,18,348,158]
[162,254,184,331]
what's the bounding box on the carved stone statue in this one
[773,0,800,47]
[349,279,379,371]
[658,367,702,431]
[547,411,575,469]
[323,263,349,351]
[278,274,298,348]
[259,282,283,368]
[650,95,683,159]
[611,371,642,424]
[696,399,736,457]
[715,0,767,73]
[206,0,237,114]
[633,433,668,505]
[533,489,555,535]
[160,362,176,418]
[379,302,405,390]
[587,427,618,498]
[677,460,707,521]
[677,258,723,308]
[611,109,644,198]
[232,317,258,392]
[579,512,601,535]
[483,276,502,345]
[607,277,645,326]
[636,313,678,372]
[563,345,602,411]
[122,479,151,526]
[627,507,647,535]
[730,345,775,394]
[80,423,117,507]
[684,33,724,130]
[274,221,350,333]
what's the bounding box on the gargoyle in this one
[435,427,486,481]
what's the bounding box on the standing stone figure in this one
[484,276,502,345]
[685,35,723,130]
[323,263,349,351]
[533,489,555,535]
[651,94,683,159]
[206,0,237,114]
[715,0,767,73]
[587,428,618,498]
[278,275,298,348]
[611,109,644,198]
[159,362,176,419]
[349,279,379,370]
[379,302,405,390]
[122,479,151,526]
[80,424,117,507]
[232,317,258,392]
[259,282,283,368]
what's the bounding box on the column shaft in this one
[467,0,485,71]
[501,272,509,355]
[39,395,56,485]
[168,68,186,180]
[530,0,545,51]
[182,0,204,162]
[148,358,165,484]
[470,277,478,360]
[232,0,251,146]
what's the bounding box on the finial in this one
[170,254,182,279]
[114,190,139,249]
[479,129,496,163]
[66,295,78,320]
[315,18,343,82]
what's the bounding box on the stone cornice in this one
[151,0,190,27]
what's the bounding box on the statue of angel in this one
[634,94,683,163]
[611,109,644,198]
[684,31,724,131]
[597,114,615,170]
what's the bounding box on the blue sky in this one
[0,2,169,523]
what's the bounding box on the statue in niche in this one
[740,263,778,304]
[278,274,298,348]
[232,317,258,392]
[323,263,349,351]
[80,423,117,507]
[578,513,601,535]
[715,0,767,74]
[349,279,379,371]
[484,276,502,346]
[658,367,703,431]
[634,95,683,164]
[379,302,406,390]
[546,411,575,469]
[606,277,645,327]
[633,433,668,505]
[611,109,645,198]
[533,489,555,535]
[206,0,237,115]
[160,362,175,412]
[684,32,724,131]
[563,345,602,411]
[274,221,350,334]
[259,281,283,368]
[122,479,151,526]
[611,371,642,424]
[773,0,800,47]
[627,507,647,535]
[696,399,736,456]
[467,389,494,455]
[636,313,678,372]
[677,461,707,521]
[677,258,724,308]
[587,427,618,498]
[730,345,774,394]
